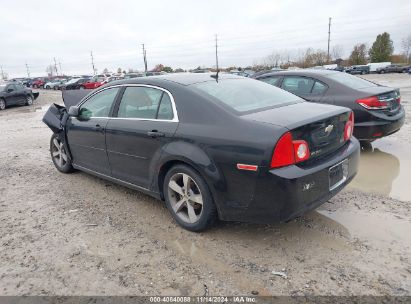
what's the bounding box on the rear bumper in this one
[219,138,360,223]
[353,107,405,141]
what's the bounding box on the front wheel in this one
[163,164,217,232]
[50,134,74,173]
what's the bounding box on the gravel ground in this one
[0,74,410,296]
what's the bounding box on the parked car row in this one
[252,70,405,144]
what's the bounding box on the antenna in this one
[212,34,220,81]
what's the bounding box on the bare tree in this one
[331,45,344,60]
[46,65,55,77]
[402,34,411,63]
[349,43,367,65]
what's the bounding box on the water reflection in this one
[350,146,400,197]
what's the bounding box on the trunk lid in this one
[244,102,351,160]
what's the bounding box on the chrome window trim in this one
[77,84,179,122]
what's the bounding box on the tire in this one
[361,71,366,75]
[0,98,6,110]
[79,86,85,90]
[45,86,50,89]
[50,133,74,173]
[25,95,33,106]
[380,70,385,74]
[163,164,217,232]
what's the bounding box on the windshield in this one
[327,72,378,89]
[192,78,302,113]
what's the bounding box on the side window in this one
[311,81,328,95]
[118,87,163,119]
[260,76,281,86]
[157,93,174,120]
[7,84,16,92]
[281,76,315,95]
[79,87,119,120]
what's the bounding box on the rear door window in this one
[281,76,315,95]
[311,81,328,95]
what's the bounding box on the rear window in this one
[327,72,378,89]
[192,78,301,113]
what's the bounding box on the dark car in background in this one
[0,82,39,110]
[253,70,405,144]
[60,78,90,90]
[43,74,359,231]
[377,64,411,74]
[346,65,370,75]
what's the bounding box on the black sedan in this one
[253,70,405,144]
[60,78,89,90]
[43,74,359,231]
[0,82,39,110]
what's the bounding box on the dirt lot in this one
[0,74,410,296]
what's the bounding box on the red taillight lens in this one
[356,96,388,110]
[270,132,310,168]
[344,111,354,141]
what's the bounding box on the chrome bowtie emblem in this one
[324,124,334,134]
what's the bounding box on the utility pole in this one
[90,51,96,75]
[58,61,63,76]
[142,44,148,73]
[25,62,30,78]
[215,34,219,72]
[0,66,4,80]
[327,17,332,62]
[53,57,58,76]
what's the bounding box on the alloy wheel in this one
[168,173,203,224]
[51,137,68,168]
[26,96,33,105]
[0,99,5,110]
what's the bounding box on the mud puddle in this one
[349,135,411,202]
[319,209,411,249]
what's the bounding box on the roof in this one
[111,72,244,86]
[254,69,340,78]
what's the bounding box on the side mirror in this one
[7,88,13,93]
[68,106,79,117]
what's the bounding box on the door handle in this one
[94,124,105,132]
[147,130,165,138]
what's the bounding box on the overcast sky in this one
[1,0,410,77]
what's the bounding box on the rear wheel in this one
[380,70,385,74]
[163,164,217,231]
[26,95,33,106]
[0,99,6,110]
[50,134,74,173]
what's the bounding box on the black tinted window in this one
[281,76,315,95]
[118,87,163,119]
[79,88,119,119]
[311,81,328,94]
[157,93,174,120]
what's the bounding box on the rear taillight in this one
[356,96,389,110]
[270,132,310,168]
[344,111,354,141]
